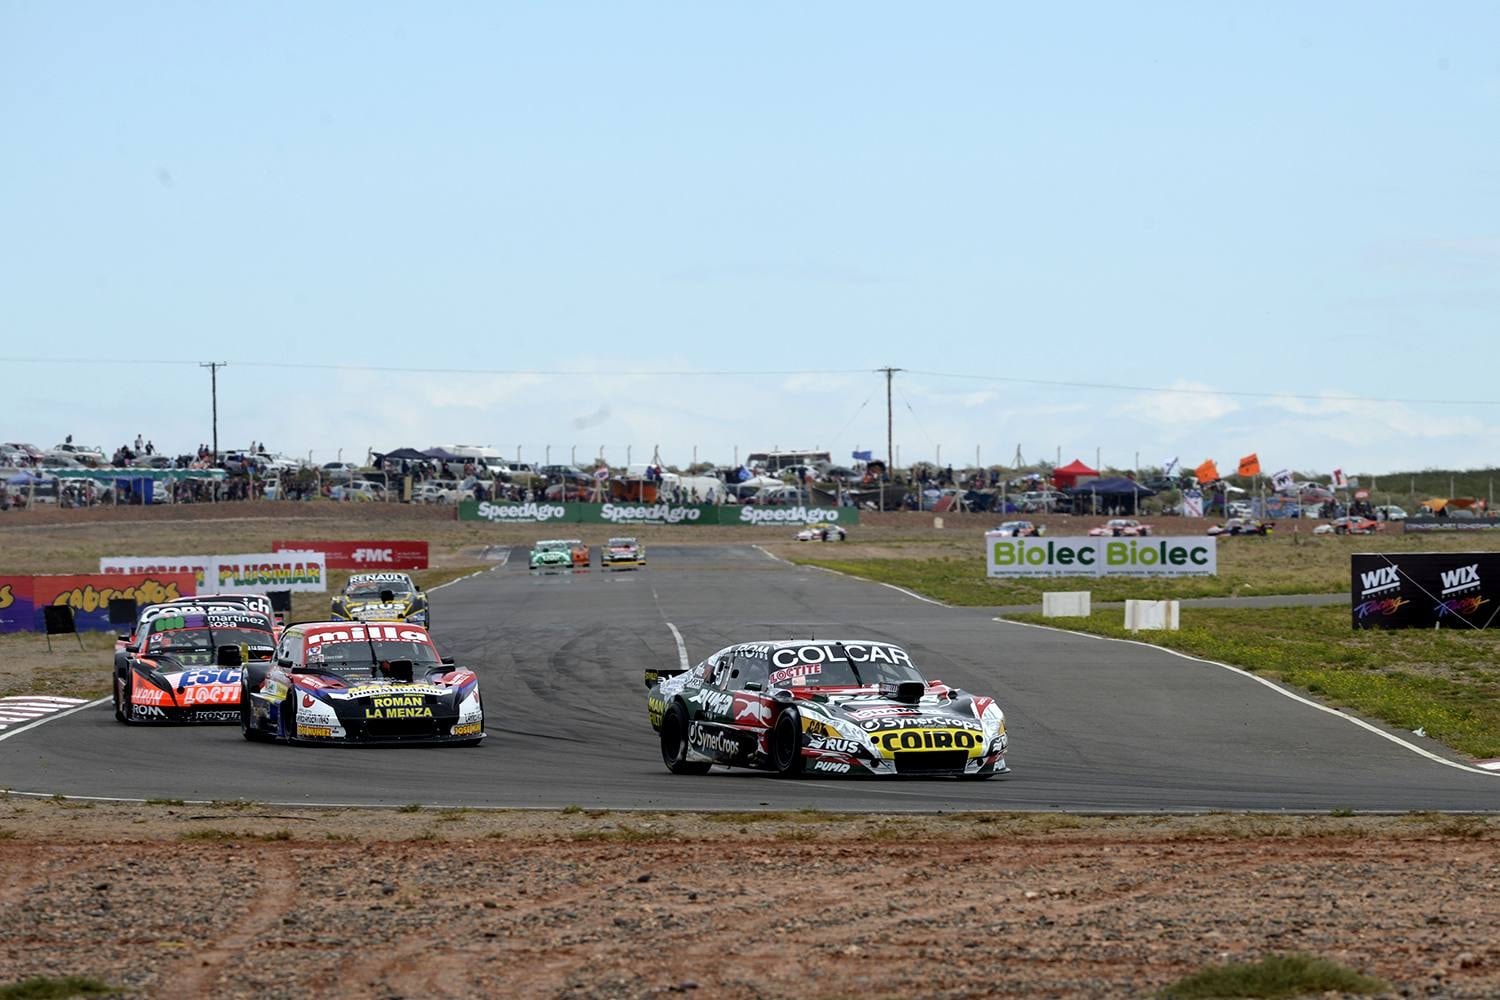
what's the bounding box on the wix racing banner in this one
[1351,552,1500,630]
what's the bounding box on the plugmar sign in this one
[273,540,429,570]
[101,553,327,594]
[985,535,1217,578]
[1350,552,1500,630]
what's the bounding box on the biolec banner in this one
[0,573,197,633]
[1351,552,1500,630]
[985,535,1217,578]
[273,540,429,570]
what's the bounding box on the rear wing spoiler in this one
[644,666,688,691]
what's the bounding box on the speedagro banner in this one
[462,501,577,523]
[1351,552,1500,630]
[986,535,1217,578]
[581,503,716,526]
[273,540,429,570]
[725,505,860,527]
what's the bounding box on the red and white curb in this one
[1476,760,1500,772]
[0,696,89,730]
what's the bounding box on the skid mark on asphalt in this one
[0,696,88,731]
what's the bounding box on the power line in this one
[1,355,1495,406]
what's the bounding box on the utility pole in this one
[199,362,227,459]
[877,366,902,511]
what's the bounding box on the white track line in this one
[665,622,689,670]
[0,697,109,744]
[804,563,949,607]
[998,616,1499,779]
[430,567,493,591]
[752,544,790,564]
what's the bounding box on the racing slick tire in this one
[770,709,805,776]
[240,681,269,742]
[281,690,298,741]
[113,672,129,724]
[660,701,711,775]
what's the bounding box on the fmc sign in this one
[273,540,429,571]
[985,535,1217,578]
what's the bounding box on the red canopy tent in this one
[1051,459,1100,490]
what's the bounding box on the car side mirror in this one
[117,634,130,643]
[744,682,762,692]
[277,657,293,668]
[440,656,455,666]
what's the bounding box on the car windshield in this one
[146,626,275,661]
[767,643,925,689]
[304,639,441,677]
[346,580,414,600]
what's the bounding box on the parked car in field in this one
[1088,518,1153,537]
[992,520,1044,537]
[1207,517,1274,536]
[1314,516,1378,535]
[1375,505,1408,521]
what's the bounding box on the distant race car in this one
[240,621,483,746]
[331,571,429,627]
[1314,516,1379,536]
[113,604,277,724]
[645,639,1009,779]
[1207,517,1274,536]
[530,539,589,571]
[601,536,646,570]
[795,523,847,541]
[116,592,280,653]
[1088,519,1153,537]
[992,520,1043,538]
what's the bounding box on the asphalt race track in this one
[3,545,1498,812]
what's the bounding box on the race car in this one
[530,539,589,572]
[1087,518,1153,537]
[1207,517,1275,536]
[601,536,646,569]
[992,520,1043,537]
[116,592,280,653]
[331,572,429,627]
[795,523,847,541]
[112,604,277,724]
[645,639,1008,779]
[1314,516,1379,536]
[240,621,483,746]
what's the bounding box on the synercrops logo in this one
[1358,565,1401,598]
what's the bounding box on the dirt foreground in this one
[0,803,1495,999]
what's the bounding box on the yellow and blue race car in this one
[330,571,429,628]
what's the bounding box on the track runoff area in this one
[2,544,1497,812]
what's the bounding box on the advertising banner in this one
[0,576,34,634]
[1351,552,1500,630]
[580,503,717,526]
[1403,518,1500,533]
[722,505,861,527]
[272,540,429,570]
[101,556,215,589]
[213,552,326,594]
[461,501,579,523]
[15,572,196,633]
[986,535,1217,578]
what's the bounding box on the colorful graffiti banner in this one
[1,573,197,633]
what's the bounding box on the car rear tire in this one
[240,682,268,742]
[113,673,128,724]
[660,701,710,775]
[770,709,804,776]
[282,690,297,741]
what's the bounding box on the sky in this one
[3,2,1498,476]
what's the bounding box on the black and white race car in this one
[645,639,1008,778]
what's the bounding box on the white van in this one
[437,445,511,477]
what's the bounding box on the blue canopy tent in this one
[1066,476,1156,515]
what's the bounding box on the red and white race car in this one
[1087,518,1153,537]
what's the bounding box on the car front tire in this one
[660,701,711,775]
[770,709,804,776]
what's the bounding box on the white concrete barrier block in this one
[933,516,944,530]
[1125,599,1180,631]
[1042,591,1092,617]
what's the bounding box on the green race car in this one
[330,572,430,628]
[530,538,584,572]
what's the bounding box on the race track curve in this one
[2,545,1497,813]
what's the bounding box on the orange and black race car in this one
[112,604,277,724]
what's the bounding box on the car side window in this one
[735,654,769,692]
[711,655,734,689]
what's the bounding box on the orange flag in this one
[1237,453,1261,477]
[1195,459,1220,484]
